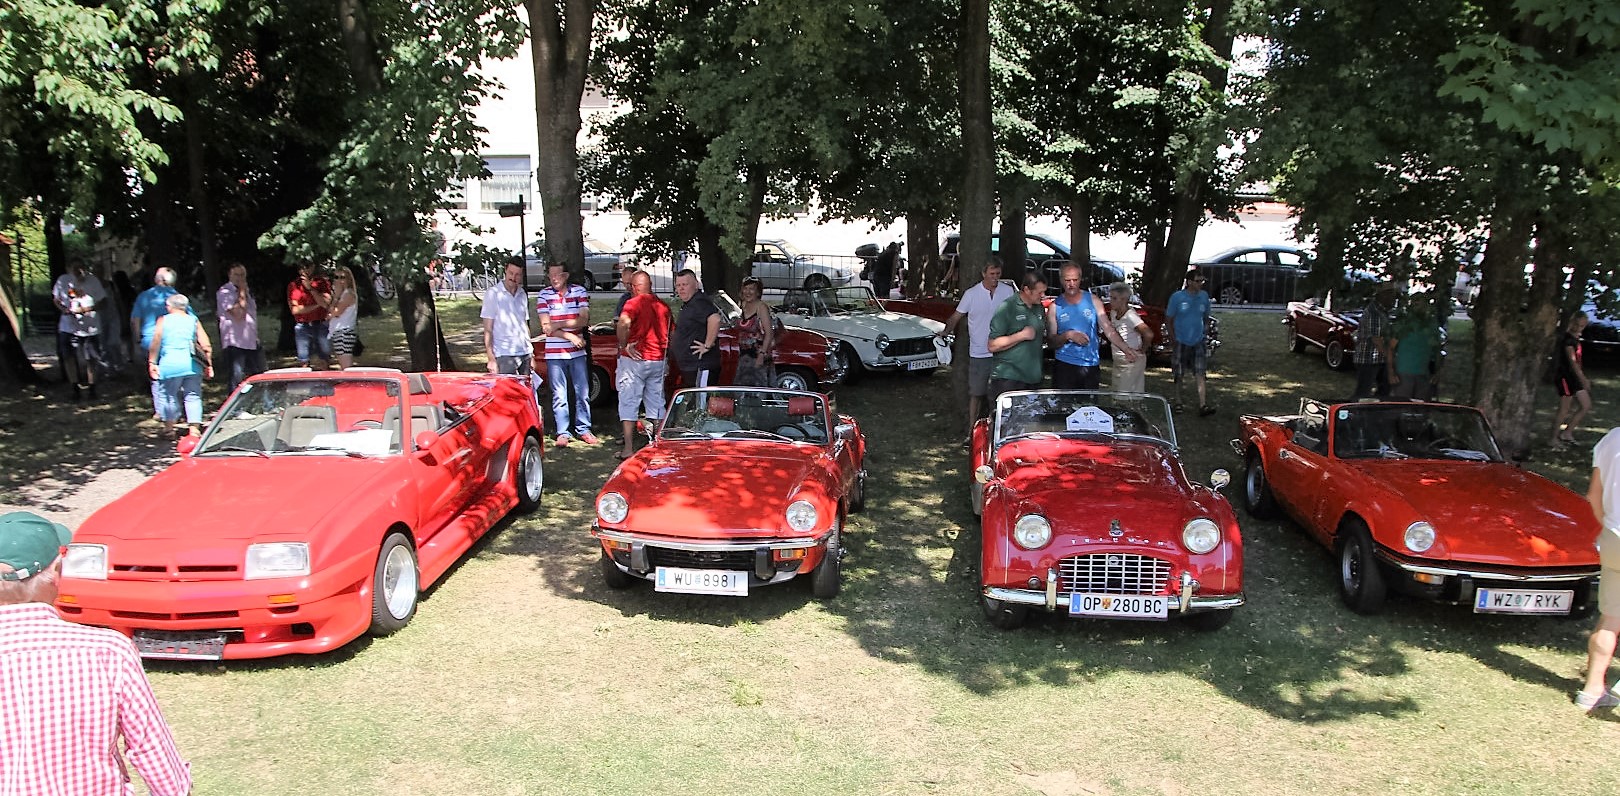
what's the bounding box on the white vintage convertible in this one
[776,286,945,378]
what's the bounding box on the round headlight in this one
[1012,514,1052,550]
[1405,521,1436,553]
[786,500,819,533]
[1182,518,1220,554]
[875,333,891,353]
[597,492,628,524]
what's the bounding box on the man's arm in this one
[482,317,498,373]
[1590,467,1606,524]
[117,645,192,796]
[938,309,966,338]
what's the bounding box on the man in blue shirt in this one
[1166,268,1214,416]
[1046,261,1136,389]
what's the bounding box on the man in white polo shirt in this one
[936,257,1015,442]
[481,256,536,381]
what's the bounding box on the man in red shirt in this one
[0,512,191,795]
[615,270,671,459]
[287,262,332,369]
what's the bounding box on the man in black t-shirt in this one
[672,269,721,387]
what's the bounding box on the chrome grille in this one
[885,337,935,358]
[646,547,755,571]
[1059,554,1171,595]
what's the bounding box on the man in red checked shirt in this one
[0,512,191,796]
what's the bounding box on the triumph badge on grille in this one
[1109,519,1123,538]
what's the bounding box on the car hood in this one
[994,439,1215,534]
[785,312,942,342]
[76,456,397,542]
[1344,460,1598,566]
[605,441,833,538]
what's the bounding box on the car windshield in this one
[773,240,806,259]
[195,377,406,457]
[993,390,1176,448]
[1332,404,1503,461]
[712,290,743,323]
[779,286,882,317]
[660,388,828,444]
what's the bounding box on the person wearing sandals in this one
[327,266,360,370]
[1553,312,1592,448]
[148,293,213,438]
[733,276,775,387]
[1577,427,1620,712]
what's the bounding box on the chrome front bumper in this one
[1373,549,1599,583]
[983,570,1243,614]
[593,526,831,583]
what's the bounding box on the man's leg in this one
[546,359,573,442]
[568,356,594,438]
[617,357,644,457]
[293,322,312,366]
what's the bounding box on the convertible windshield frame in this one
[1330,403,1505,462]
[193,374,410,458]
[658,386,830,445]
[991,390,1177,452]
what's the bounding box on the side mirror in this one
[1210,468,1231,490]
[974,464,994,484]
[176,435,200,456]
[415,430,439,452]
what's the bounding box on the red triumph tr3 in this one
[1234,399,1601,615]
[971,390,1244,630]
[57,367,545,660]
[593,386,866,598]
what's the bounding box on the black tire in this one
[582,272,597,291]
[1217,284,1245,305]
[600,551,635,590]
[1286,322,1304,352]
[811,529,842,599]
[982,595,1029,630]
[804,273,832,291]
[774,367,816,392]
[1325,339,1347,370]
[849,470,866,513]
[1243,451,1277,519]
[839,342,864,383]
[588,366,613,405]
[515,433,543,512]
[1184,609,1235,632]
[1338,521,1387,614]
[368,532,419,635]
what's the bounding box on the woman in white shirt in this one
[327,266,360,370]
[1106,282,1153,393]
[1578,428,1620,712]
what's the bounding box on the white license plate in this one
[906,358,939,371]
[655,567,749,596]
[1474,588,1573,615]
[1068,593,1169,620]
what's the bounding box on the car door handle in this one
[1278,449,1292,461]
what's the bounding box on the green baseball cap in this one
[0,512,73,581]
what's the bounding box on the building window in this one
[480,156,531,212]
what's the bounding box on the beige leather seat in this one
[278,405,337,449]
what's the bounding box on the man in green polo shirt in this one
[986,271,1048,403]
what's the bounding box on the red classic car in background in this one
[1235,399,1600,615]
[58,368,544,659]
[1284,292,1362,370]
[575,291,848,403]
[593,387,865,598]
[971,390,1243,630]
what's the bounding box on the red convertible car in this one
[1235,399,1601,614]
[57,368,544,659]
[971,390,1243,630]
[592,387,865,598]
[577,291,848,403]
[1284,292,1362,370]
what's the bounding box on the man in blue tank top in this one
[1046,261,1135,389]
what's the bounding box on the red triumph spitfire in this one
[57,368,544,659]
[1235,399,1600,615]
[593,386,865,598]
[972,390,1244,630]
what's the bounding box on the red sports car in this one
[592,387,865,598]
[57,368,544,659]
[1284,293,1361,370]
[1235,399,1600,614]
[971,390,1243,630]
[575,291,848,403]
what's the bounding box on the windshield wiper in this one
[285,445,366,458]
[201,445,270,458]
[719,429,794,442]
[659,426,705,439]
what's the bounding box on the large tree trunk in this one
[44,210,64,281]
[1068,193,1092,272]
[184,71,222,299]
[1157,0,1234,307]
[528,0,595,282]
[398,279,459,372]
[1140,223,1175,306]
[904,212,937,298]
[957,0,995,431]
[1469,207,1556,457]
[997,191,1027,281]
[695,221,732,296]
[732,166,767,296]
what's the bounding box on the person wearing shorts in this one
[1166,268,1213,416]
[1554,312,1592,448]
[616,270,671,459]
[1577,428,1620,712]
[937,258,1015,441]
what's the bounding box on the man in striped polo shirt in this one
[536,261,598,446]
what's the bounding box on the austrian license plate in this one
[1474,588,1574,615]
[1068,593,1169,620]
[905,358,939,371]
[655,567,749,596]
[133,630,227,660]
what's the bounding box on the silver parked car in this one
[525,238,623,290]
[753,239,858,291]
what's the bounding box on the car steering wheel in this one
[349,419,383,430]
[774,424,809,439]
[1430,436,1467,450]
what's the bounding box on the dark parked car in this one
[942,232,1126,293]
[1194,245,1314,306]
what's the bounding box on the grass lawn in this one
[5,301,1619,795]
